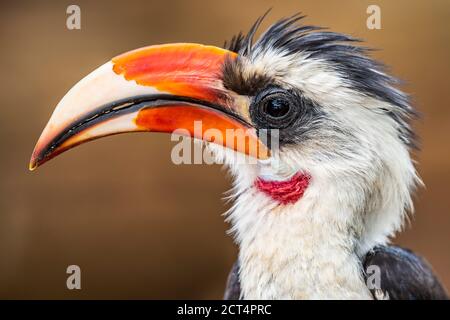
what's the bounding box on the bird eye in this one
[262,97,291,119]
[250,90,299,129]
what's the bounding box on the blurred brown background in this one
[0,0,449,299]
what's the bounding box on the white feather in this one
[209,47,420,299]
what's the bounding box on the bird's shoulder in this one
[223,260,241,300]
[224,246,448,300]
[363,245,448,300]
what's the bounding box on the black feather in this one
[364,246,448,300]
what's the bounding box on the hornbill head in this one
[30,14,419,256]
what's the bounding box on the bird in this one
[29,12,448,300]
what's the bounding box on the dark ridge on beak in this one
[35,94,252,166]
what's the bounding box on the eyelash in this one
[250,88,301,129]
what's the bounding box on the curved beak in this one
[29,43,269,170]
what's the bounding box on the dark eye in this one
[250,89,299,129]
[263,97,291,118]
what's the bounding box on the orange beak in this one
[29,43,269,170]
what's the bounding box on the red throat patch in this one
[255,172,310,205]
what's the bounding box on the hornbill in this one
[30,13,448,300]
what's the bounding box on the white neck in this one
[211,134,417,299]
[226,165,373,299]
[233,190,373,299]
